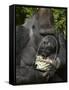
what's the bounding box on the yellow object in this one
[35,55,51,71]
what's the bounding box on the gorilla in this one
[16,8,67,84]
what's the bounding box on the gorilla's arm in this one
[55,32,67,81]
[16,25,30,56]
[58,32,66,66]
[16,25,30,66]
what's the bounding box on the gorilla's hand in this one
[35,55,61,79]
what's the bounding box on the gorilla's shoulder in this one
[16,25,30,55]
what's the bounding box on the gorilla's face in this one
[38,36,56,58]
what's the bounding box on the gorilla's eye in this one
[32,25,35,29]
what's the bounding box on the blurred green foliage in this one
[16,7,37,25]
[16,7,67,38]
[52,8,67,38]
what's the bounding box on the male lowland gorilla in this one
[16,8,66,84]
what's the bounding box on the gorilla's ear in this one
[16,25,30,55]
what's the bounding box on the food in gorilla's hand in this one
[35,55,56,71]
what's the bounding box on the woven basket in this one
[35,35,59,73]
